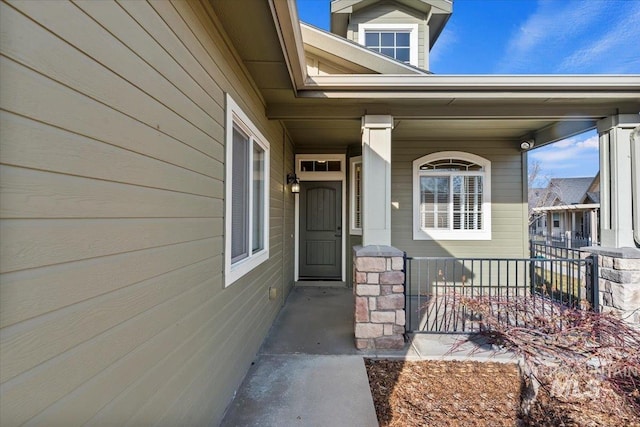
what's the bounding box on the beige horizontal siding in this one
[0,238,219,328]
[0,1,293,426]
[391,139,528,258]
[1,112,222,198]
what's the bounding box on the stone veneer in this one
[353,245,406,349]
[583,246,640,325]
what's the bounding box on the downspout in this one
[522,150,529,257]
[282,124,287,306]
[632,125,640,247]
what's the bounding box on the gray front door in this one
[299,181,342,280]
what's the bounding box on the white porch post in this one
[361,115,394,246]
[598,114,640,248]
[589,209,598,245]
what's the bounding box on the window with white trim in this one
[350,156,362,235]
[413,152,491,240]
[358,23,418,66]
[225,94,269,287]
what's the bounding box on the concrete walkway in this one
[220,286,516,427]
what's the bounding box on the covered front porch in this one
[217,0,640,343]
[220,286,512,426]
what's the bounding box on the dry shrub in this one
[454,295,640,425]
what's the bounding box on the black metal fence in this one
[530,240,584,260]
[404,251,598,333]
[530,233,592,249]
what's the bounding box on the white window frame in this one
[225,94,270,287]
[412,151,491,241]
[358,23,419,67]
[350,156,363,235]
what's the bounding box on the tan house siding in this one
[347,2,428,69]
[391,140,528,258]
[0,1,292,426]
[306,52,356,75]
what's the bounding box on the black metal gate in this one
[404,251,598,333]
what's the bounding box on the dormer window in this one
[364,31,411,62]
[358,23,418,67]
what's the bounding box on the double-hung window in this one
[358,23,418,66]
[413,152,491,240]
[225,94,269,286]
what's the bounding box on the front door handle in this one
[335,226,342,237]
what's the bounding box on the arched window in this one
[412,152,491,240]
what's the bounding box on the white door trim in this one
[294,154,347,281]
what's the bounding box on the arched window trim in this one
[412,151,492,241]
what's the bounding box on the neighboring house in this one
[0,0,638,425]
[530,175,600,247]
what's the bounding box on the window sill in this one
[413,229,492,241]
[225,249,269,287]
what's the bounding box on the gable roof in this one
[330,0,452,48]
[581,172,600,203]
[547,177,594,205]
[584,192,600,204]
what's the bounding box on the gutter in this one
[533,204,600,212]
[304,74,640,92]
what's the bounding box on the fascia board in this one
[297,90,640,100]
[269,0,307,90]
[331,0,360,13]
[427,0,453,14]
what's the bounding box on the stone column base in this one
[583,246,640,324]
[353,245,406,349]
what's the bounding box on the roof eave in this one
[269,0,307,90]
[301,74,640,93]
[533,204,600,212]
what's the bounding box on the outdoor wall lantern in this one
[287,173,300,194]
[520,139,535,150]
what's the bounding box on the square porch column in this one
[361,115,394,246]
[598,114,640,248]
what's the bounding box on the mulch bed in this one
[365,359,640,426]
[365,359,522,426]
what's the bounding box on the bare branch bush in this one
[452,295,640,425]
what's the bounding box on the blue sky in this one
[296,0,640,183]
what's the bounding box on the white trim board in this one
[357,23,419,67]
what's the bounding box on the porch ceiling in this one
[284,117,576,149]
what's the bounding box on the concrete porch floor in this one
[220,286,516,427]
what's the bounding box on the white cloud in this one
[530,133,599,165]
[558,3,640,73]
[576,135,598,150]
[495,0,625,73]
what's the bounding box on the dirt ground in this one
[365,359,640,427]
